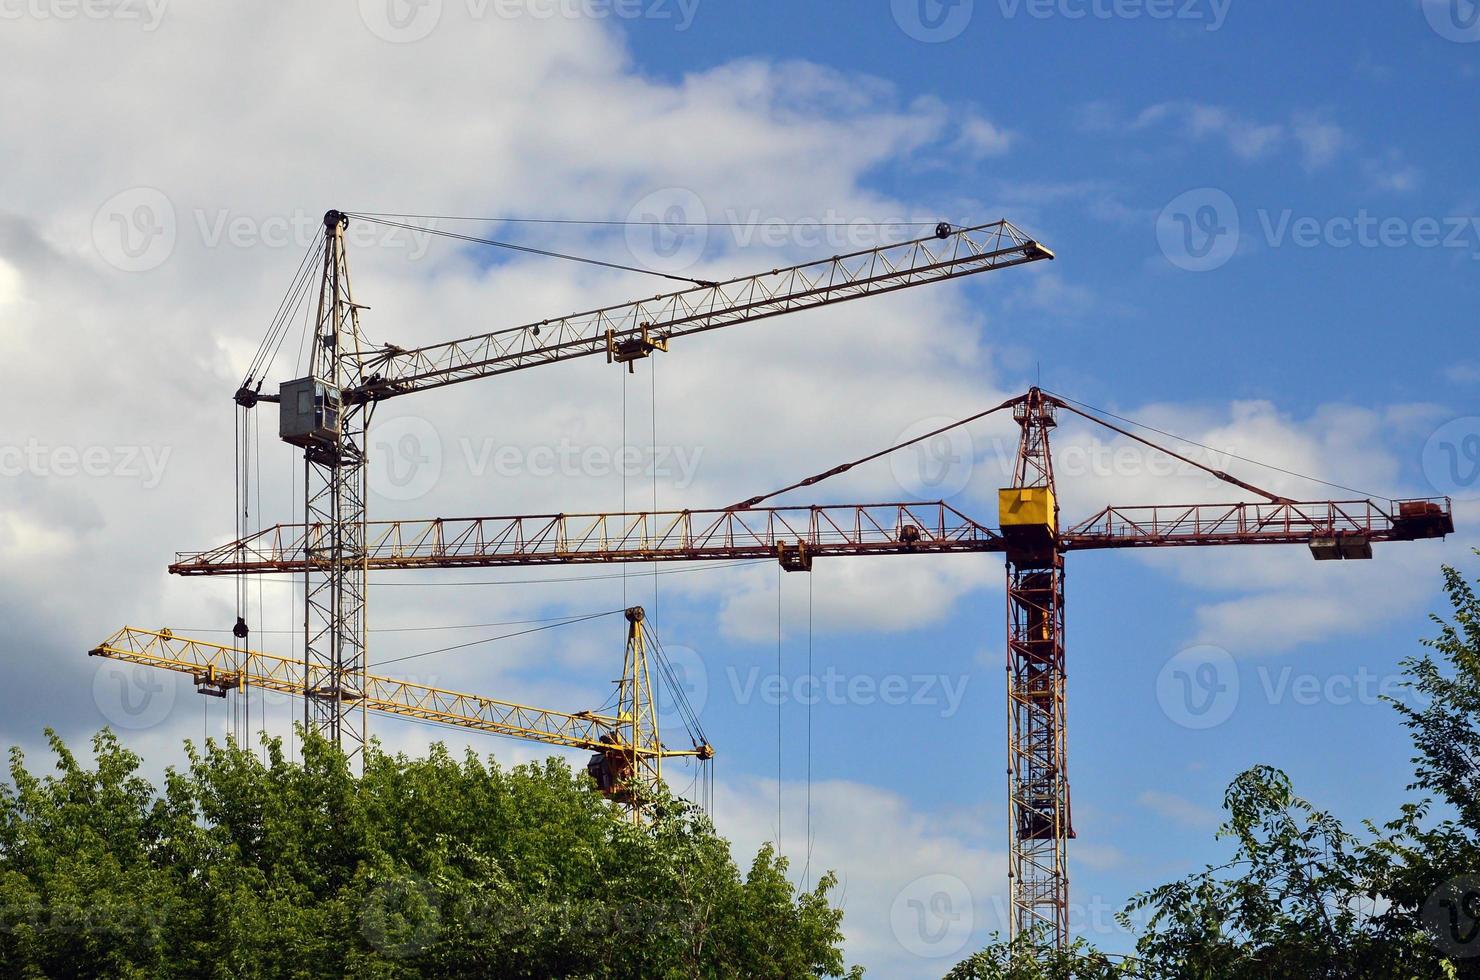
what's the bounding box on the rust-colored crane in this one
[169,386,1454,946]
[91,211,1055,930]
[227,210,1050,761]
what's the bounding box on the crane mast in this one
[290,211,371,759]
[113,202,1457,954]
[1000,389,1072,945]
[238,211,1053,759]
[168,382,1454,951]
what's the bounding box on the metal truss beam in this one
[89,625,709,764]
[348,221,1053,402]
[169,502,1005,574]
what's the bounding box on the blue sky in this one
[615,0,1480,960]
[1,2,1477,976]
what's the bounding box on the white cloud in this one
[714,775,1006,978]
[1137,789,1220,829]
[1082,101,1350,169]
[686,555,1000,644]
[956,114,1015,157]
[1364,150,1423,193]
[1026,393,1469,656]
[1291,112,1346,170]
[0,12,1465,975]
[1002,269,1097,317]
[1081,100,1286,161]
[1443,362,1480,384]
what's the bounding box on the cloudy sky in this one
[2,1,1478,975]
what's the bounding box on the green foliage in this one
[0,732,857,978]
[1123,766,1437,979]
[1376,560,1480,978]
[941,934,1125,979]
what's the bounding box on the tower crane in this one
[169,386,1455,947]
[89,606,709,822]
[228,210,1051,762]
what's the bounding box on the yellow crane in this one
[89,606,710,822]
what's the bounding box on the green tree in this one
[941,934,1125,979]
[0,732,860,979]
[945,557,1480,979]
[1377,560,1480,976]
[1124,766,1436,979]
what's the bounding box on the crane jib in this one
[344,227,1053,401]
